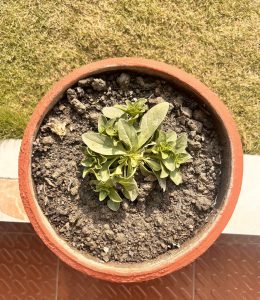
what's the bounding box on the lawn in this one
[0,0,259,153]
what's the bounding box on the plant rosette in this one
[81,99,192,211]
[19,58,243,282]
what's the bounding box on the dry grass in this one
[0,0,259,153]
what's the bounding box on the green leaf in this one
[127,158,136,177]
[176,153,192,164]
[99,158,116,181]
[105,118,117,136]
[170,169,182,185]
[107,199,120,211]
[82,132,126,155]
[106,127,117,136]
[130,157,138,168]
[112,164,123,176]
[166,130,177,143]
[83,167,93,177]
[144,158,161,172]
[82,168,88,178]
[115,98,148,117]
[163,156,176,171]
[135,98,147,106]
[81,159,93,167]
[113,104,127,111]
[118,177,138,201]
[98,115,107,133]
[117,119,138,149]
[161,151,168,159]
[102,107,124,119]
[175,133,188,153]
[108,189,123,203]
[138,102,169,147]
[156,130,167,143]
[118,176,138,189]
[155,173,167,191]
[160,163,169,178]
[99,190,108,201]
[139,163,152,176]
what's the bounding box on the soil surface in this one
[32,72,223,263]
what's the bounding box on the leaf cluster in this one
[82,99,191,211]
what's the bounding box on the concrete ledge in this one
[0,139,21,179]
[0,139,259,235]
[223,154,260,235]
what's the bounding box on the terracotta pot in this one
[19,58,243,282]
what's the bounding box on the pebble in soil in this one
[32,72,223,263]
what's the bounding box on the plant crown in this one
[82,98,191,211]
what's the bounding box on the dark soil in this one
[32,72,223,263]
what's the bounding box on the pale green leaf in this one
[161,151,168,159]
[98,115,107,133]
[83,167,100,179]
[81,159,93,167]
[170,169,183,185]
[138,102,169,147]
[112,164,123,176]
[163,156,176,171]
[176,153,192,164]
[106,127,117,136]
[99,190,108,201]
[99,158,116,181]
[175,133,188,153]
[155,173,167,191]
[118,177,138,201]
[160,163,169,178]
[114,104,127,111]
[156,130,167,143]
[107,199,120,211]
[115,98,148,117]
[109,189,123,203]
[82,168,88,178]
[82,132,126,155]
[130,157,139,168]
[127,158,136,177]
[117,119,138,149]
[166,130,177,143]
[139,163,152,176]
[102,107,124,119]
[105,118,117,136]
[144,158,161,172]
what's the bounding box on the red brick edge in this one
[18,57,243,282]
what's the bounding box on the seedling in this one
[82,99,191,211]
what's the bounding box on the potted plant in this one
[19,58,243,282]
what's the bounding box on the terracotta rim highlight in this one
[18,58,243,282]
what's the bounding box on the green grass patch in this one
[0,0,259,153]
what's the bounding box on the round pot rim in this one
[18,57,243,282]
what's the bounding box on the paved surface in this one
[0,222,259,300]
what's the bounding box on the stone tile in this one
[0,179,28,222]
[0,222,33,233]
[0,224,259,300]
[195,237,260,300]
[0,222,58,300]
[0,139,21,179]
[57,262,193,300]
[217,233,260,245]
[223,154,260,235]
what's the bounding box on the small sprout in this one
[114,98,148,118]
[82,98,191,211]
